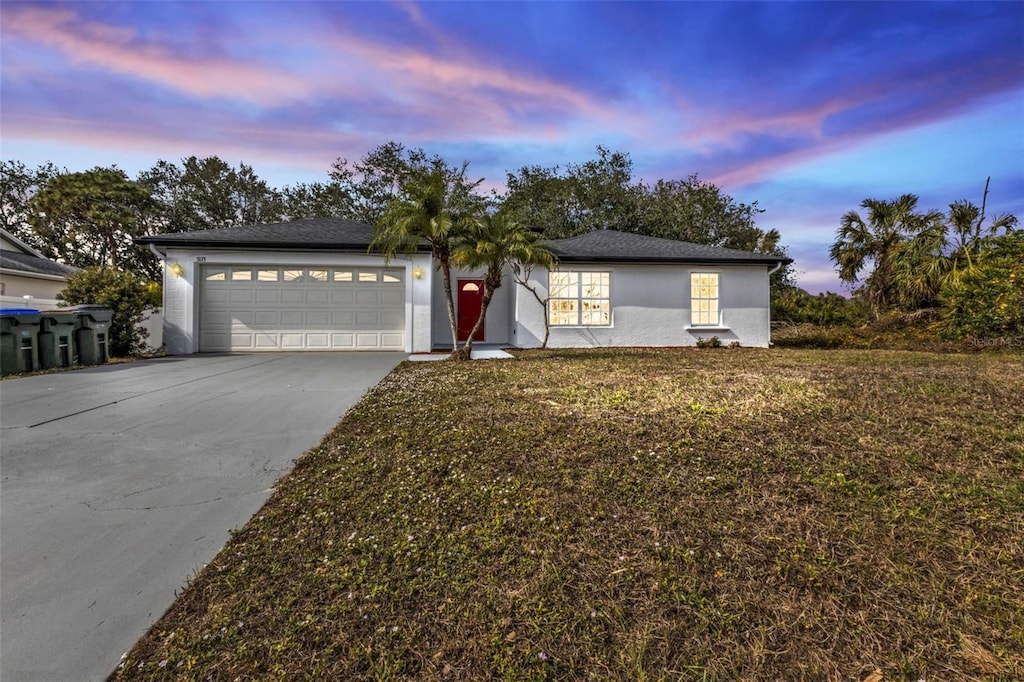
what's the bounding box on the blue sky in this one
[2,1,1022,293]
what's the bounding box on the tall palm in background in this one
[830,194,943,315]
[451,213,555,360]
[372,163,483,350]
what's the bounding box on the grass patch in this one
[114,348,1024,680]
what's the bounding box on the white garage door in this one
[199,266,405,351]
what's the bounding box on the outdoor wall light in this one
[412,266,425,280]
[169,262,185,278]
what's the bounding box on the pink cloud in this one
[1,111,360,174]
[2,5,313,106]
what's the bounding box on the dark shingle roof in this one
[135,217,417,251]
[137,220,791,266]
[0,250,78,278]
[548,230,792,265]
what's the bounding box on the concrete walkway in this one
[0,352,405,681]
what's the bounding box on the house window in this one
[690,273,719,326]
[549,271,610,326]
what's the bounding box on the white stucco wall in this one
[159,248,433,355]
[430,265,515,348]
[0,272,67,300]
[513,263,773,348]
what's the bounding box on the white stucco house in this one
[0,228,78,305]
[136,218,790,355]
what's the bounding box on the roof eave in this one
[554,255,794,265]
[134,237,432,253]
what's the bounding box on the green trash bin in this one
[38,311,78,369]
[70,305,113,365]
[1,308,42,376]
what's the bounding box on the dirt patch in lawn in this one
[113,348,1024,680]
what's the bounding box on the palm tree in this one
[372,163,483,350]
[450,213,555,360]
[830,194,943,315]
[894,197,1019,308]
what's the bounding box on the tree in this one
[829,194,943,315]
[372,161,485,352]
[58,266,161,356]
[281,181,355,221]
[29,168,159,276]
[451,214,555,359]
[939,231,1024,341]
[639,174,794,290]
[0,160,63,250]
[501,146,644,238]
[894,180,1020,307]
[331,142,470,226]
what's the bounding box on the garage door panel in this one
[281,311,304,326]
[355,290,380,306]
[331,290,356,305]
[331,333,355,348]
[306,333,330,348]
[306,290,330,304]
[203,288,228,304]
[306,311,330,325]
[231,332,255,349]
[281,289,304,304]
[200,265,405,352]
[255,311,279,326]
[356,311,381,328]
[381,332,404,348]
[280,333,304,348]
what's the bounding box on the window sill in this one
[686,326,730,333]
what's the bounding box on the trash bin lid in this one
[66,305,113,312]
[0,308,41,315]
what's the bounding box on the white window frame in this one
[548,271,611,327]
[689,272,721,327]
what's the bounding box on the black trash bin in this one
[69,305,113,365]
[38,310,78,369]
[1,308,42,376]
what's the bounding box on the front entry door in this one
[457,279,485,342]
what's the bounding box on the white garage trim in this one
[198,265,405,351]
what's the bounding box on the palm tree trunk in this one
[439,254,459,352]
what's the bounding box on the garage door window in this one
[205,269,226,281]
[232,269,252,281]
[333,270,353,282]
[308,270,328,282]
[257,269,278,282]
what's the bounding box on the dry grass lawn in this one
[114,348,1023,681]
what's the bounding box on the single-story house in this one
[136,218,791,354]
[0,228,78,303]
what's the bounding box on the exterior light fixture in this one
[169,262,185,278]
[412,266,425,280]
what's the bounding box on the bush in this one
[58,266,161,356]
[940,247,1024,343]
[695,336,722,348]
[771,287,867,327]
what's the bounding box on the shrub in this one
[695,336,722,348]
[58,266,161,356]
[771,287,867,327]
[940,247,1024,343]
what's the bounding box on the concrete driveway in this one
[0,352,405,681]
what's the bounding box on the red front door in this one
[457,279,485,342]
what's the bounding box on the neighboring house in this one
[136,218,791,355]
[0,228,78,302]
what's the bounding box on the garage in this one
[198,265,405,351]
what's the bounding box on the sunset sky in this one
[2,1,1022,293]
